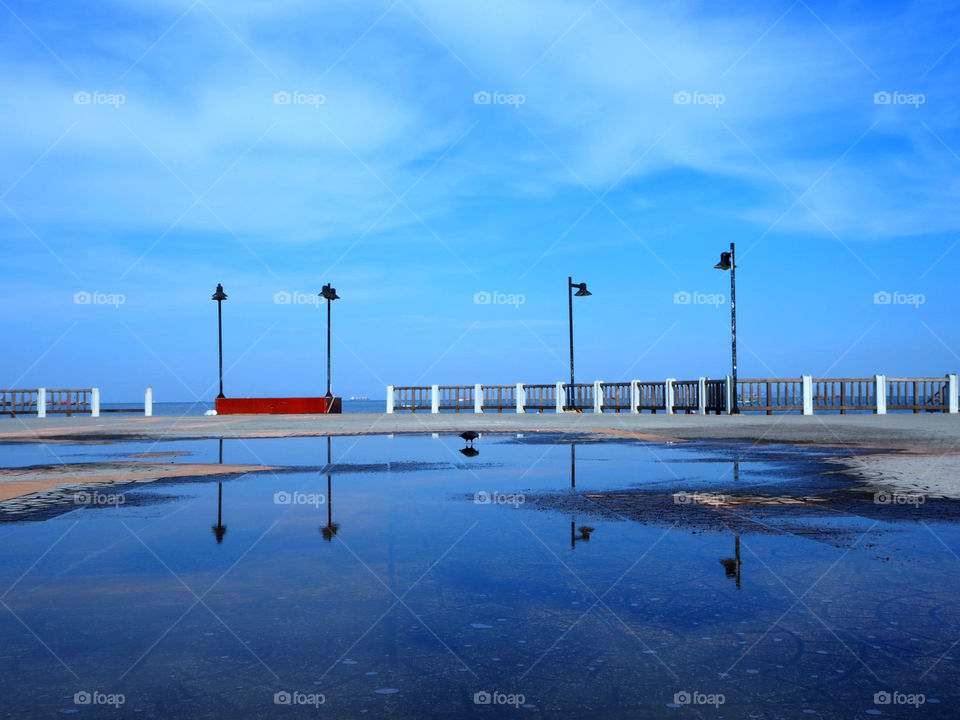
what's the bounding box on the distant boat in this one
[349,396,370,401]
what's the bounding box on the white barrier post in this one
[802,376,813,416]
[725,376,733,415]
[516,383,525,413]
[555,382,565,413]
[948,373,958,414]
[698,377,707,415]
[91,388,100,417]
[431,385,439,414]
[474,384,483,414]
[875,375,887,415]
[37,387,46,418]
[145,387,153,417]
[386,385,394,414]
[665,379,675,415]
[593,380,602,414]
[630,380,639,414]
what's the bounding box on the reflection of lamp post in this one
[713,245,738,414]
[211,284,228,399]
[321,436,340,541]
[719,535,741,588]
[568,442,594,547]
[567,277,592,410]
[212,439,227,543]
[318,284,340,400]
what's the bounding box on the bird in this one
[459,431,479,443]
[459,447,479,458]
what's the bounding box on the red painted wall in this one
[215,396,342,415]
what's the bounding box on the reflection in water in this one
[719,535,742,588]
[211,438,226,544]
[321,436,340,541]
[459,431,479,457]
[569,443,595,548]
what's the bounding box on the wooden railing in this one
[524,384,557,412]
[482,385,516,413]
[387,375,959,415]
[394,386,432,412]
[812,378,875,414]
[637,382,666,413]
[737,379,804,414]
[1,389,38,417]
[887,377,948,412]
[601,382,631,412]
[437,385,474,412]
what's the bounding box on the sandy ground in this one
[0,462,280,503]
[828,449,960,499]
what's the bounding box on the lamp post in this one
[567,277,592,410]
[211,284,228,399]
[319,283,340,400]
[212,439,226,543]
[714,245,738,414]
[321,436,340,541]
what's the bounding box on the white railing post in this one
[386,386,394,414]
[91,388,100,417]
[630,380,639,414]
[37,387,46,418]
[144,387,153,417]
[474,383,483,414]
[431,385,439,414]
[698,377,707,415]
[802,375,813,416]
[948,373,958,414]
[593,380,602,413]
[725,376,733,415]
[516,383,525,413]
[665,378,675,415]
[555,382,565,413]
[875,375,887,415]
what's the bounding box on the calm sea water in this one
[0,434,956,718]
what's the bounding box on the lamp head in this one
[211,283,228,301]
[714,252,732,271]
[571,282,592,297]
[319,283,340,301]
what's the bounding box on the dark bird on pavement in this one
[460,431,479,443]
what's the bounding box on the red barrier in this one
[215,396,342,415]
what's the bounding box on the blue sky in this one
[2,0,959,401]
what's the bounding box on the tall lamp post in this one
[567,277,592,410]
[319,283,340,400]
[211,284,228,399]
[714,245,738,414]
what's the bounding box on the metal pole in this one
[326,297,332,398]
[570,443,576,488]
[217,300,224,399]
[568,277,574,410]
[730,242,738,414]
